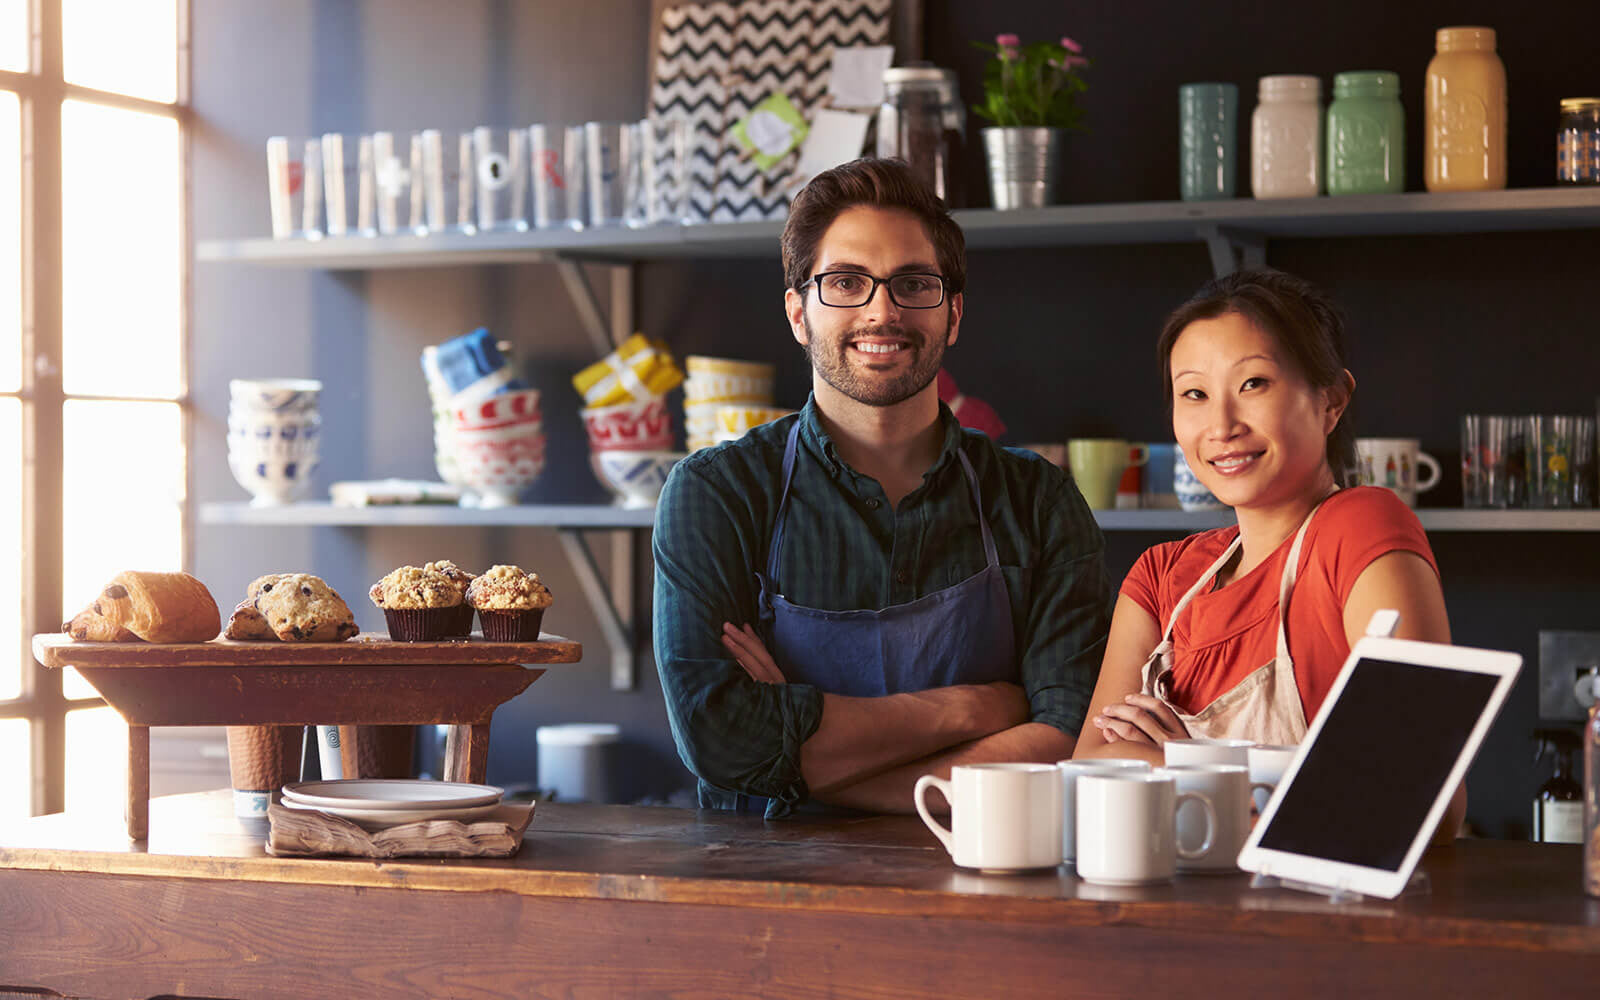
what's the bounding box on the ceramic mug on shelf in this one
[914,763,1062,872]
[1069,439,1149,510]
[1354,438,1440,506]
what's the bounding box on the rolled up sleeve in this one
[652,458,823,814]
[1018,488,1114,739]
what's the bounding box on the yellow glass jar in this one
[1425,26,1507,191]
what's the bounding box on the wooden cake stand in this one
[31,632,582,839]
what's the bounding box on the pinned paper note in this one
[827,46,895,109]
[732,92,809,170]
[795,109,872,181]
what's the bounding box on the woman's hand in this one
[721,622,785,684]
[1090,694,1189,747]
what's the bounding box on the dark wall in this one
[194,1,1600,838]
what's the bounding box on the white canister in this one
[1252,75,1323,199]
[536,723,621,803]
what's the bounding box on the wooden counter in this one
[1,790,1596,999]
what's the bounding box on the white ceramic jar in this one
[1251,75,1323,198]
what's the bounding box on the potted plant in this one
[972,33,1090,209]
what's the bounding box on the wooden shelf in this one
[199,502,1600,532]
[195,187,1600,270]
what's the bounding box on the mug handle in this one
[1415,452,1442,493]
[1174,790,1217,861]
[1249,781,1276,818]
[913,774,956,856]
[1128,444,1150,467]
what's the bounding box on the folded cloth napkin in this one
[937,368,1006,441]
[265,800,535,858]
[425,327,528,395]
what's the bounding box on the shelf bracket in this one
[554,257,634,355]
[556,526,643,692]
[1197,224,1267,278]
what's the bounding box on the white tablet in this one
[1237,634,1521,899]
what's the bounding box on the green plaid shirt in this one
[652,395,1112,816]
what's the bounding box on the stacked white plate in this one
[280,779,505,829]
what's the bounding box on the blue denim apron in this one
[738,421,1017,813]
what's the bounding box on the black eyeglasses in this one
[801,271,947,309]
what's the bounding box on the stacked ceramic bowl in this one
[423,329,533,506]
[580,394,683,508]
[226,378,322,506]
[714,405,794,444]
[452,389,546,508]
[684,356,776,452]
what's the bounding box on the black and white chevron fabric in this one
[650,0,892,223]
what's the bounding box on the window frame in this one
[0,0,192,817]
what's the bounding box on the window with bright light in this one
[0,0,25,73]
[62,0,177,103]
[2,1,188,820]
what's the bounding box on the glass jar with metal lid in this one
[1557,97,1600,185]
[876,65,966,206]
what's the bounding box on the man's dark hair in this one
[781,157,966,295]
[1156,268,1358,486]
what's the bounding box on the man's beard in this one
[802,312,949,408]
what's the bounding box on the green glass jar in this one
[1326,71,1405,195]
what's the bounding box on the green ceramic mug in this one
[1069,440,1149,510]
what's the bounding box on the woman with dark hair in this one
[1072,268,1462,835]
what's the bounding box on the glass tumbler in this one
[1461,414,1487,508]
[1530,414,1576,509]
[1573,416,1597,508]
[320,133,376,237]
[420,129,476,235]
[529,124,586,230]
[266,136,323,239]
[586,120,641,227]
[371,131,423,235]
[1484,415,1528,508]
[472,126,529,232]
[643,117,689,225]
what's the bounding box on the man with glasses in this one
[653,158,1112,816]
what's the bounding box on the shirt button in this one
[866,498,880,509]
[896,569,910,585]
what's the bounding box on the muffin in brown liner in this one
[383,606,456,642]
[477,607,544,642]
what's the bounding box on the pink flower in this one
[996,33,1020,58]
[1060,54,1089,70]
[1060,35,1083,54]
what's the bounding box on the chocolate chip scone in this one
[223,599,277,640]
[251,573,359,641]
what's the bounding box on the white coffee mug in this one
[1163,764,1272,873]
[1247,743,1298,813]
[1075,770,1218,886]
[1354,438,1441,507]
[915,763,1063,872]
[1055,759,1151,864]
[1164,738,1255,768]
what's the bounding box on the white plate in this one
[280,797,504,829]
[281,779,502,811]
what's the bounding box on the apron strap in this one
[765,420,805,580]
[955,449,1000,568]
[1273,493,1333,665]
[1159,534,1242,643]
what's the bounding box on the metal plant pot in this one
[981,127,1067,210]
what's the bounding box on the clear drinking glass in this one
[266,136,323,239]
[1530,414,1576,509]
[370,130,421,235]
[420,129,476,235]
[530,124,586,229]
[1461,414,1486,508]
[321,133,375,237]
[472,126,529,232]
[643,117,689,224]
[1484,415,1528,508]
[586,120,640,227]
[1573,416,1597,508]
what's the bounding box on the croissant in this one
[88,570,222,643]
[63,606,142,642]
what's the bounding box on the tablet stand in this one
[1249,868,1430,904]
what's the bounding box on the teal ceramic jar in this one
[1326,71,1405,195]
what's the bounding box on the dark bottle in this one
[1532,728,1583,844]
